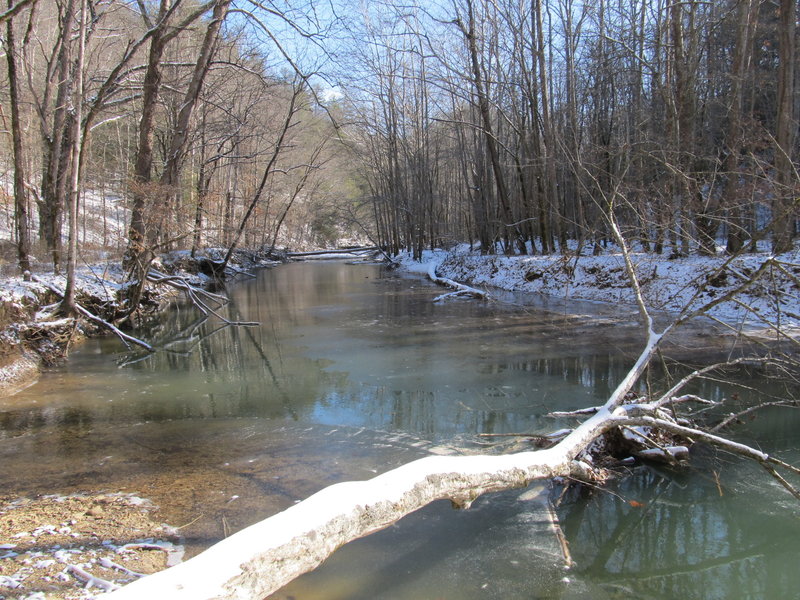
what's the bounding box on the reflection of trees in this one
[0,409,47,438]
[558,465,800,599]
[112,264,374,423]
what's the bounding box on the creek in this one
[1,261,799,599]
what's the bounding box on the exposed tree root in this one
[30,275,154,352]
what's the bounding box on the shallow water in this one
[1,261,798,599]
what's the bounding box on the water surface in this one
[1,261,798,599]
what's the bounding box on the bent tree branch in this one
[106,157,799,599]
[105,331,799,600]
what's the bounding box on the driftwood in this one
[426,262,491,301]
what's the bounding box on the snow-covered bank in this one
[0,248,282,396]
[397,245,800,334]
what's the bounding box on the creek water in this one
[1,261,799,599]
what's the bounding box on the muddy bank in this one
[0,493,181,599]
[0,351,40,397]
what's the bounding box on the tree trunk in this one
[39,0,77,272]
[61,0,87,314]
[459,0,520,254]
[4,0,31,274]
[221,83,301,272]
[772,0,797,254]
[724,0,758,255]
[124,3,169,275]
[154,0,232,249]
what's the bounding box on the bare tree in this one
[153,0,232,250]
[723,0,760,254]
[59,0,86,314]
[772,0,797,253]
[3,0,32,274]
[220,77,304,272]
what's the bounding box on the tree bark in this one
[60,0,87,315]
[124,0,219,270]
[124,0,170,275]
[4,0,32,274]
[772,0,797,254]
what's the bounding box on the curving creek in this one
[2,261,800,599]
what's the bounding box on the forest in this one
[1,0,797,278]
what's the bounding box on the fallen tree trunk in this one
[427,262,491,301]
[105,409,607,600]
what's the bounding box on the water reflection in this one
[0,262,797,599]
[557,450,800,600]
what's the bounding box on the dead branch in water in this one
[103,313,800,600]
[30,276,154,352]
[427,262,491,301]
[146,269,258,326]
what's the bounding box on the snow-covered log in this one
[427,262,491,301]
[105,397,627,600]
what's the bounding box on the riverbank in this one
[0,493,182,599]
[0,248,282,396]
[4,242,798,396]
[397,243,800,335]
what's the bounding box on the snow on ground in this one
[0,263,127,322]
[397,243,800,334]
[0,186,130,277]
